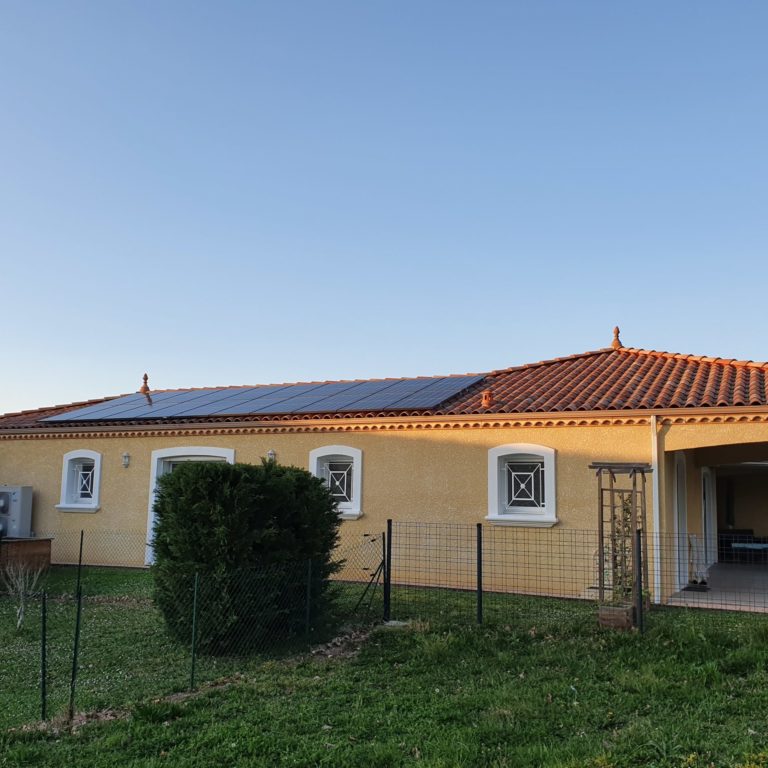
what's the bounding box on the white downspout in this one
[650,414,662,604]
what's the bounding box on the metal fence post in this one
[383,519,392,622]
[75,530,84,596]
[305,560,313,635]
[41,591,47,721]
[476,523,484,625]
[68,586,83,722]
[635,528,644,633]
[190,572,200,691]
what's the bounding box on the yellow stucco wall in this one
[662,421,768,452]
[0,423,652,575]
[5,413,768,604]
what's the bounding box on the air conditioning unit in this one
[0,485,33,538]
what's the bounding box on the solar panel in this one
[391,375,484,409]
[138,388,263,419]
[43,390,187,422]
[67,386,294,421]
[96,389,232,421]
[337,379,438,411]
[291,381,397,413]
[42,394,147,422]
[163,386,297,417]
[246,389,358,414]
[42,373,485,422]
[169,387,269,417]
[212,384,335,415]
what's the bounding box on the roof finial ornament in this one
[612,326,622,350]
[139,373,153,405]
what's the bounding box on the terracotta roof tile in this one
[3,344,768,431]
[438,346,768,415]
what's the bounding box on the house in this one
[2,327,768,604]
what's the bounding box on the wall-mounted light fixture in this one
[122,452,131,468]
[266,449,276,462]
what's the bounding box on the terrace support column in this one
[651,415,662,604]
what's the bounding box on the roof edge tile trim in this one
[6,409,768,442]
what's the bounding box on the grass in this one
[4,568,768,766]
[41,565,153,599]
[0,566,376,731]
[0,567,183,729]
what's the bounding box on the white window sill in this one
[339,510,363,521]
[56,504,101,514]
[485,515,558,528]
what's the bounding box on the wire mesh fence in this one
[0,530,384,730]
[38,528,148,568]
[388,522,602,628]
[652,530,768,614]
[5,521,768,729]
[386,522,768,629]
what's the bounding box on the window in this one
[309,445,362,519]
[145,446,235,564]
[487,444,556,526]
[164,457,226,474]
[323,459,354,503]
[505,458,545,509]
[57,449,102,512]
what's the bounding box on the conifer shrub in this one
[151,460,341,653]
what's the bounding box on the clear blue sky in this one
[1,2,767,414]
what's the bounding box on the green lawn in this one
[1,566,378,730]
[40,564,154,599]
[4,568,768,767]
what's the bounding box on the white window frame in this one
[145,446,235,564]
[487,443,557,526]
[309,445,363,520]
[56,449,103,513]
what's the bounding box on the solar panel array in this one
[42,375,484,422]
